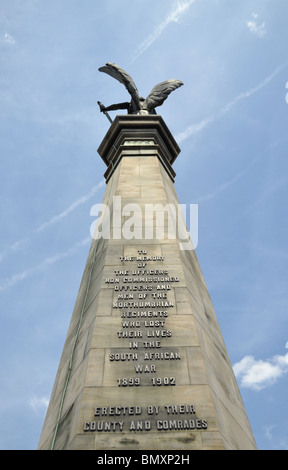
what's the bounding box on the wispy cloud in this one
[0,237,90,292]
[176,63,287,143]
[132,0,197,62]
[264,425,277,441]
[233,343,288,391]
[35,181,105,233]
[1,32,16,45]
[195,156,259,203]
[240,175,287,219]
[0,181,104,263]
[29,395,49,415]
[0,12,16,46]
[246,12,267,38]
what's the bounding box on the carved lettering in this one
[83,249,208,435]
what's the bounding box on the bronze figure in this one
[98,62,183,116]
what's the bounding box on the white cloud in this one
[264,424,276,440]
[132,0,197,62]
[246,12,267,38]
[176,63,286,143]
[29,395,49,415]
[2,32,16,45]
[233,344,288,391]
[246,20,266,38]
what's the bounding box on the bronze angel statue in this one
[98,62,183,116]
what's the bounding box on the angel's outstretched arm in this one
[100,102,130,112]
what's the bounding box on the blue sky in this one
[0,0,287,450]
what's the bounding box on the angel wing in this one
[144,79,183,112]
[98,62,140,109]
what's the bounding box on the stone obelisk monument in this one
[38,64,257,450]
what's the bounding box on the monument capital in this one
[98,115,180,183]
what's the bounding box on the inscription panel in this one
[84,403,208,433]
[84,248,208,435]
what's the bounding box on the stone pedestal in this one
[38,116,257,450]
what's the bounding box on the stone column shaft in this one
[38,116,257,450]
